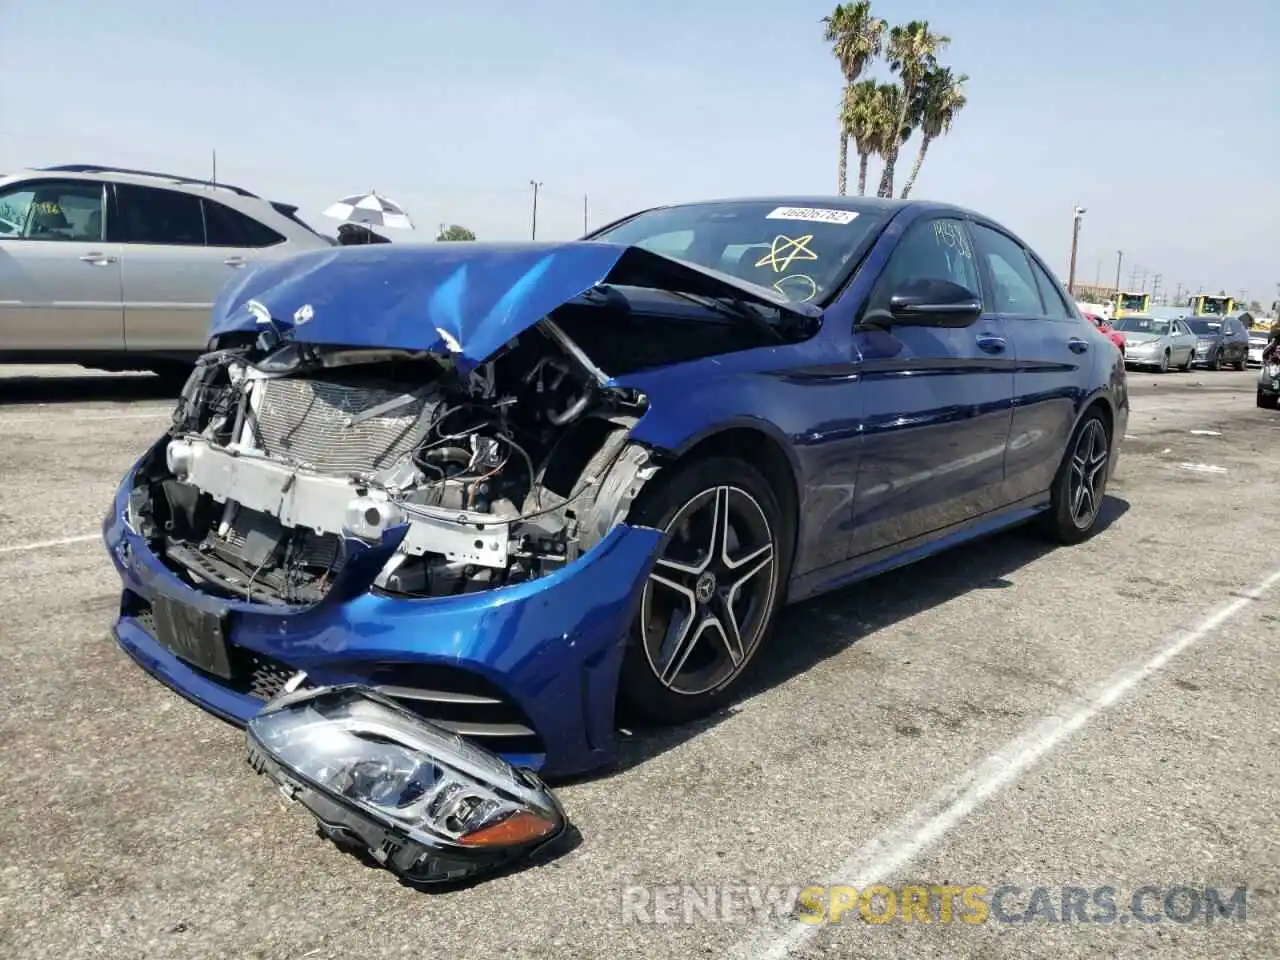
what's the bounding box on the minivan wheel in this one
[617,456,788,725]
[1039,411,1111,545]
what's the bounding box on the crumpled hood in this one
[208,241,820,373]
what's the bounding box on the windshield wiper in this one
[667,290,788,344]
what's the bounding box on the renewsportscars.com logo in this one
[620,884,1248,926]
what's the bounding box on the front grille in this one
[361,662,545,755]
[253,377,437,474]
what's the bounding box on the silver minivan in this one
[0,164,333,376]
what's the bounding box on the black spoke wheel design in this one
[1040,410,1112,545]
[618,456,789,724]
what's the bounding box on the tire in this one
[617,456,789,725]
[1181,350,1193,372]
[1157,350,1169,373]
[1234,356,1246,371]
[1038,410,1111,546]
[1259,389,1280,410]
[1208,351,1222,372]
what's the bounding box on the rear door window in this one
[970,223,1043,316]
[111,184,205,245]
[1026,256,1073,320]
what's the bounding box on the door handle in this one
[79,252,117,266]
[223,256,247,267]
[1068,338,1089,354]
[976,334,1006,354]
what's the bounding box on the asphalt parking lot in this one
[1,364,1277,960]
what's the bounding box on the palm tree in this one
[871,83,914,183]
[823,2,886,194]
[876,20,949,198]
[899,67,968,200]
[842,80,887,196]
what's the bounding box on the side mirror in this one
[887,278,983,327]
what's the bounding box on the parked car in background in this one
[1259,353,1280,409]
[1184,315,1250,370]
[1247,326,1272,366]
[1082,311,1124,350]
[0,164,333,378]
[1111,314,1197,372]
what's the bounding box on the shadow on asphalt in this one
[0,372,179,406]
[594,495,1132,782]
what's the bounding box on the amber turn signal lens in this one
[458,810,557,848]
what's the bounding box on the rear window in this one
[203,199,285,247]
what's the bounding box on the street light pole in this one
[529,180,542,241]
[1067,204,1086,296]
[1114,250,1123,297]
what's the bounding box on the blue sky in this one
[2,0,1276,305]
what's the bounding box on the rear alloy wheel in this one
[618,457,787,724]
[1039,411,1111,545]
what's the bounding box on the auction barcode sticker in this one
[766,206,860,225]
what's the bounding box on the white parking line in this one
[733,563,1280,960]
[0,533,99,555]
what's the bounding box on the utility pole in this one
[1114,250,1123,297]
[1174,282,1183,305]
[1095,258,1102,286]
[583,194,588,235]
[1129,266,1139,290]
[1151,274,1162,302]
[211,149,217,184]
[1067,204,1086,296]
[529,180,542,241]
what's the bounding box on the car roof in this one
[0,164,327,243]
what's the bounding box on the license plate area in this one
[152,596,232,679]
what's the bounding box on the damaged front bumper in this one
[247,685,569,884]
[103,457,662,778]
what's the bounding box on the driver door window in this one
[863,216,982,323]
[0,180,105,242]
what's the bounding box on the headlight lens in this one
[248,686,566,883]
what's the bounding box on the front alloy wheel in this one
[618,457,788,724]
[641,486,776,696]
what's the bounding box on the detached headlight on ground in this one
[247,686,567,884]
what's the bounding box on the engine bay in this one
[127,322,656,605]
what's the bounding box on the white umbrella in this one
[321,190,415,230]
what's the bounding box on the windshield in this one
[1118,293,1146,310]
[1198,297,1230,315]
[1113,317,1171,335]
[1186,319,1223,335]
[591,201,889,305]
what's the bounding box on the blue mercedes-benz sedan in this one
[104,196,1128,780]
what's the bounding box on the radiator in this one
[251,377,437,475]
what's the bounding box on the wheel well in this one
[1083,396,1113,440]
[673,427,800,566]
